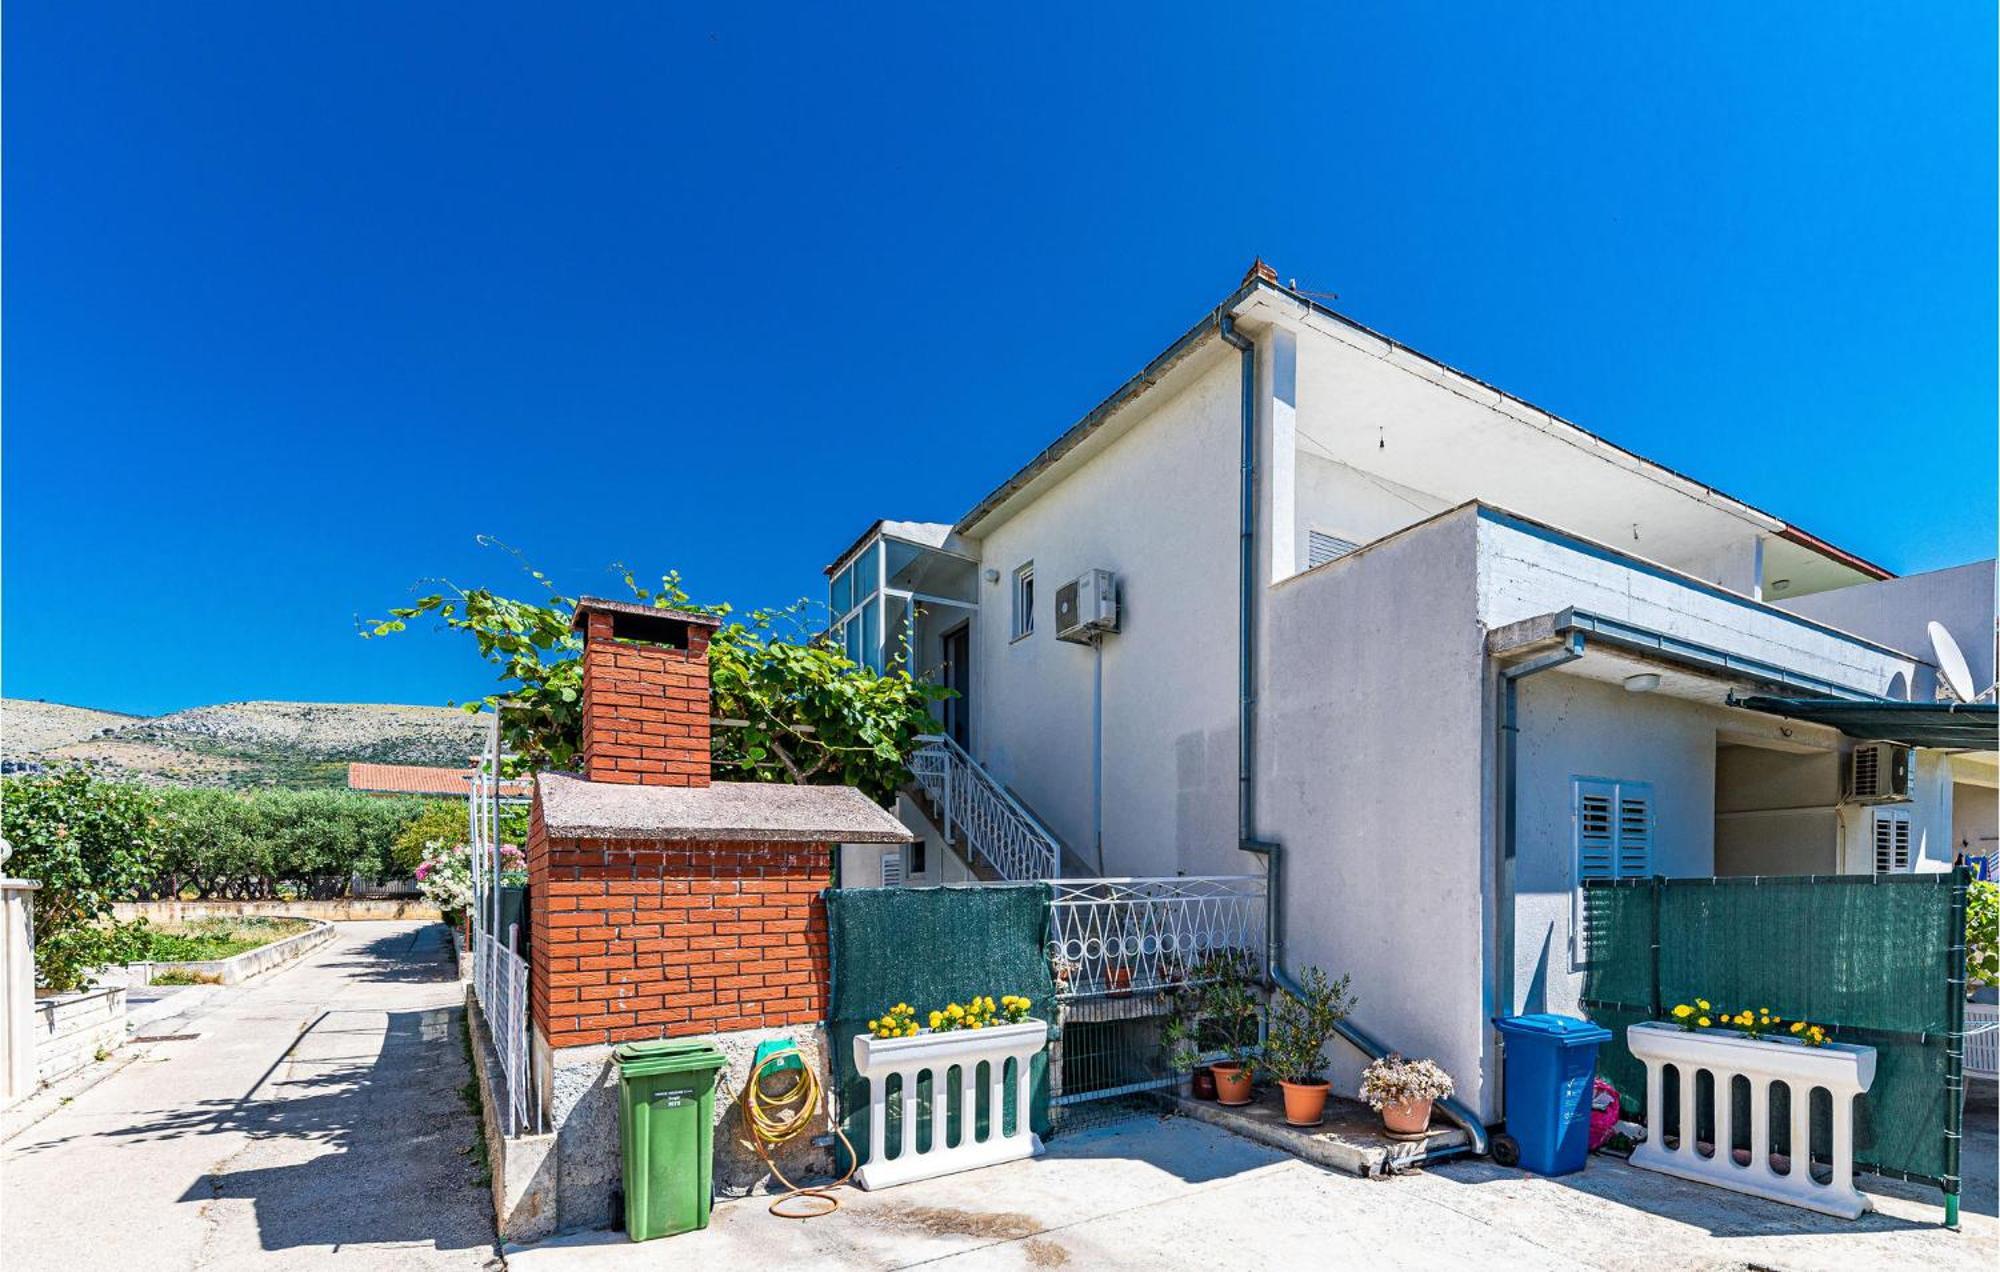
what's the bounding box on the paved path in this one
[2,922,498,1271]
[511,1104,1997,1271]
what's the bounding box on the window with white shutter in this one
[879,847,906,887]
[1871,808,1912,874]
[1307,529,1361,569]
[1572,777,1653,966]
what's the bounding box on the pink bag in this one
[1588,1078,1623,1151]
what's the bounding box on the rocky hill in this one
[1,698,488,789]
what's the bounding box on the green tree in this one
[1,767,164,993]
[364,548,945,803]
[152,787,424,899]
[1969,878,1999,989]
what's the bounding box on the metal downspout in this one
[1492,633,1587,1122]
[1220,311,1489,1159]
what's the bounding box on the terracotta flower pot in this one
[1191,1066,1219,1101]
[1381,1097,1434,1136]
[1279,1079,1330,1127]
[1210,1063,1254,1106]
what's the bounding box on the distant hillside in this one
[1,698,488,790]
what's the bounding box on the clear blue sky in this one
[5,5,1993,716]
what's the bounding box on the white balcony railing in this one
[909,734,1061,881]
[1046,876,1266,1001]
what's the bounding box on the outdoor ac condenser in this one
[1054,569,1119,644]
[1846,741,1911,803]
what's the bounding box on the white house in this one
[822,261,1998,1124]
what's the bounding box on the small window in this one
[1872,808,1912,874]
[1572,777,1653,966]
[1307,529,1361,569]
[1012,563,1035,640]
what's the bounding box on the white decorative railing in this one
[469,712,539,1137]
[1627,1021,1877,1219]
[1046,876,1266,1000]
[1967,1005,1999,1080]
[909,734,1061,881]
[851,1018,1047,1190]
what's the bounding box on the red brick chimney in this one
[572,597,721,786]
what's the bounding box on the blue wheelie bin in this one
[1492,1013,1611,1176]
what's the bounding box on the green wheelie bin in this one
[615,1038,728,1241]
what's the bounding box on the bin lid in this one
[614,1037,728,1078]
[1492,1013,1612,1046]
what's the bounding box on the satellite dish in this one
[1928,621,1977,703]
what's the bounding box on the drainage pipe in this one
[1491,632,1587,1122]
[1219,311,1489,1157]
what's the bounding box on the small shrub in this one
[1969,878,1998,989]
[1359,1054,1455,1110]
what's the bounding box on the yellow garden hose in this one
[741,1048,856,1219]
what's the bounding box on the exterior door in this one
[942,623,971,749]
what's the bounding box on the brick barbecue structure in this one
[518,597,912,1234]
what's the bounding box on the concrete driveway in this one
[1,921,497,1271]
[510,1102,1997,1271]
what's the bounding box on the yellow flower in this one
[1790,1021,1804,1033]
[1696,999,1710,1011]
[1671,1004,1692,1019]
[1697,1016,1711,1028]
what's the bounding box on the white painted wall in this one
[1954,780,1997,868]
[1713,745,1842,876]
[1475,510,1916,697]
[1259,510,1492,1116]
[1776,559,1997,699]
[1292,451,1450,573]
[1511,672,1724,1020]
[967,346,1242,879]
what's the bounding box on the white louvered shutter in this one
[879,848,906,887]
[1307,530,1360,568]
[1872,810,1912,874]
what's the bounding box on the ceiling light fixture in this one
[1623,673,1662,694]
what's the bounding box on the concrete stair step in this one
[1174,1087,1471,1178]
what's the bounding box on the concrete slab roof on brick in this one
[536,771,915,843]
[347,762,531,799]
[568,595,722,632]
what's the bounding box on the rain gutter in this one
[1222,310,1489,1159]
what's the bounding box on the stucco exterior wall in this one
[968,348,1241,878]
[1291,451,1449,574]
[1260,509,1491,1115]
[1776,559,1996,699]
[1511,672,1725,1020]
[1713,745,1842,876]
[1475,510,1915,697]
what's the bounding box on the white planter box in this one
[1627,1020,1877,1219]
[851,1018,1047,1190]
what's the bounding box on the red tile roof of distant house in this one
[346,763,531,799]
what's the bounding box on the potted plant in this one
[1262,966,1356,1127]
[1197,955,1264,1106]
[1360,1054,1454,1136]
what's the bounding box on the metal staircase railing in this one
[909,734,1062,881]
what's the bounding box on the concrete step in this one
[1174,1087,1472,1178]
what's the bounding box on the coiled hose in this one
[740,1049,856,1219]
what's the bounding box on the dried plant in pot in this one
[1263,966,1356,1127]
[1359,1054,1455,1137]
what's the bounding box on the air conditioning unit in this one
[1055,569,1119,644]
[1847,742,1911,804]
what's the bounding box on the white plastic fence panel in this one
[1627,1021,1877,1219]
[850,1019,1047,1190]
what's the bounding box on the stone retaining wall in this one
[113,899,442,923]
[34,986,126,1085]
[126,919,337,986]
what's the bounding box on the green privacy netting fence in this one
[1580,869,1970,1201]
[825,883,1059,1171]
